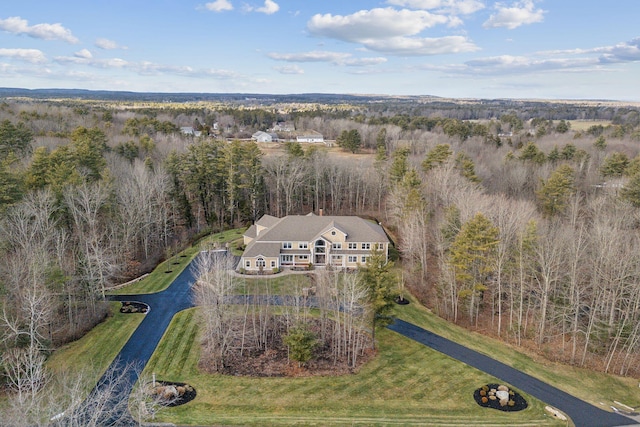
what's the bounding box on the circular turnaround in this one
[474,383,528,412]
[148,381,197,407]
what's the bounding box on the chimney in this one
[319,208,323,217]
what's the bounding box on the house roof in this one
[244,214,387,252]
[243,241,282,258]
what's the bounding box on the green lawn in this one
[110,227,247,295]
[143,308,560,426]
[46,302,144,392]
[392,294,640,412]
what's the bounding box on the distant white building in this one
[272,122,294,132]
[252,131,279,143]
[296,131,324,143]
[180,127,202,137]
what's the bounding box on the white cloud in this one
[274,65,304,74]
[256,0,279,15]
[0,48,47,63]
[205,0,233,12]
[386,0,485,15]
[0,16,78,43]
[54,55,128,69]
[268,50,388,66]
[307,8,477,55]
[308,8,449,41]
[366,35,478,55]
[95,38,127,50]
[268,51,352,63]
[483,0,545,29]
[597,38,640,64]
[74,49,93,59]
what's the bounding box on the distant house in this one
[180,126,202,137]
[252,131,279,143]
[272,122,294,132]
[296,131,324,143]
[240,212,390,273]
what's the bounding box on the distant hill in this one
[0,87,427,104]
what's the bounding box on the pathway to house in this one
[88,253,638,426]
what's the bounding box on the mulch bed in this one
[149,380,196,407]
[119,301,149,314]
[199,318,375,377]
[473,383,528,412]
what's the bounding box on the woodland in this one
[1,94,640,421]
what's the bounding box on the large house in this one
[252,131,279,143]
[296,131,324,143]
[239,212,390,272]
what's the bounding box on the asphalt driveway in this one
[388,319,638,427]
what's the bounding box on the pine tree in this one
[536,164,575,217]
[422,144,452,172]
[359,248,396,348]
[448,213,499,324]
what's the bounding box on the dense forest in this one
[2,94,640,408]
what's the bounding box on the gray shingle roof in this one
[252,215,388,244]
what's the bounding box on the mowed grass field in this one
[143,308,560,426]
[46,302,145,392]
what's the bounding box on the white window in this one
[283,242,292,249]
[299,255,309,260]
[282,255,293,263]
[299,242,308,249]
[331,230,336,236]
[271,261,276,268]
[348,243,357,250]
[348,256,358,263]
[361,243,370,250]
[332,255,343,261]
[245,260,251,268]
[361,256,367,263]
[257,258,266,268]
[332,242,342,250]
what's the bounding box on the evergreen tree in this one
[389,148,409,184]
[283,324,318,367]
[336,129,362,153]
[600,152,629,177]
[536,164,575,217]
[422,144,453,172]
[448,213,499,323]
[359,248,396,348]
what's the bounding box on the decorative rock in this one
[496,390,509,401]
[498,385,509,392]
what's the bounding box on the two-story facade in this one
[239,213,389,273]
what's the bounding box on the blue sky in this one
[1,0,639,100]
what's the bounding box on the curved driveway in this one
[91,254,638,427]
[388,319,637,427]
